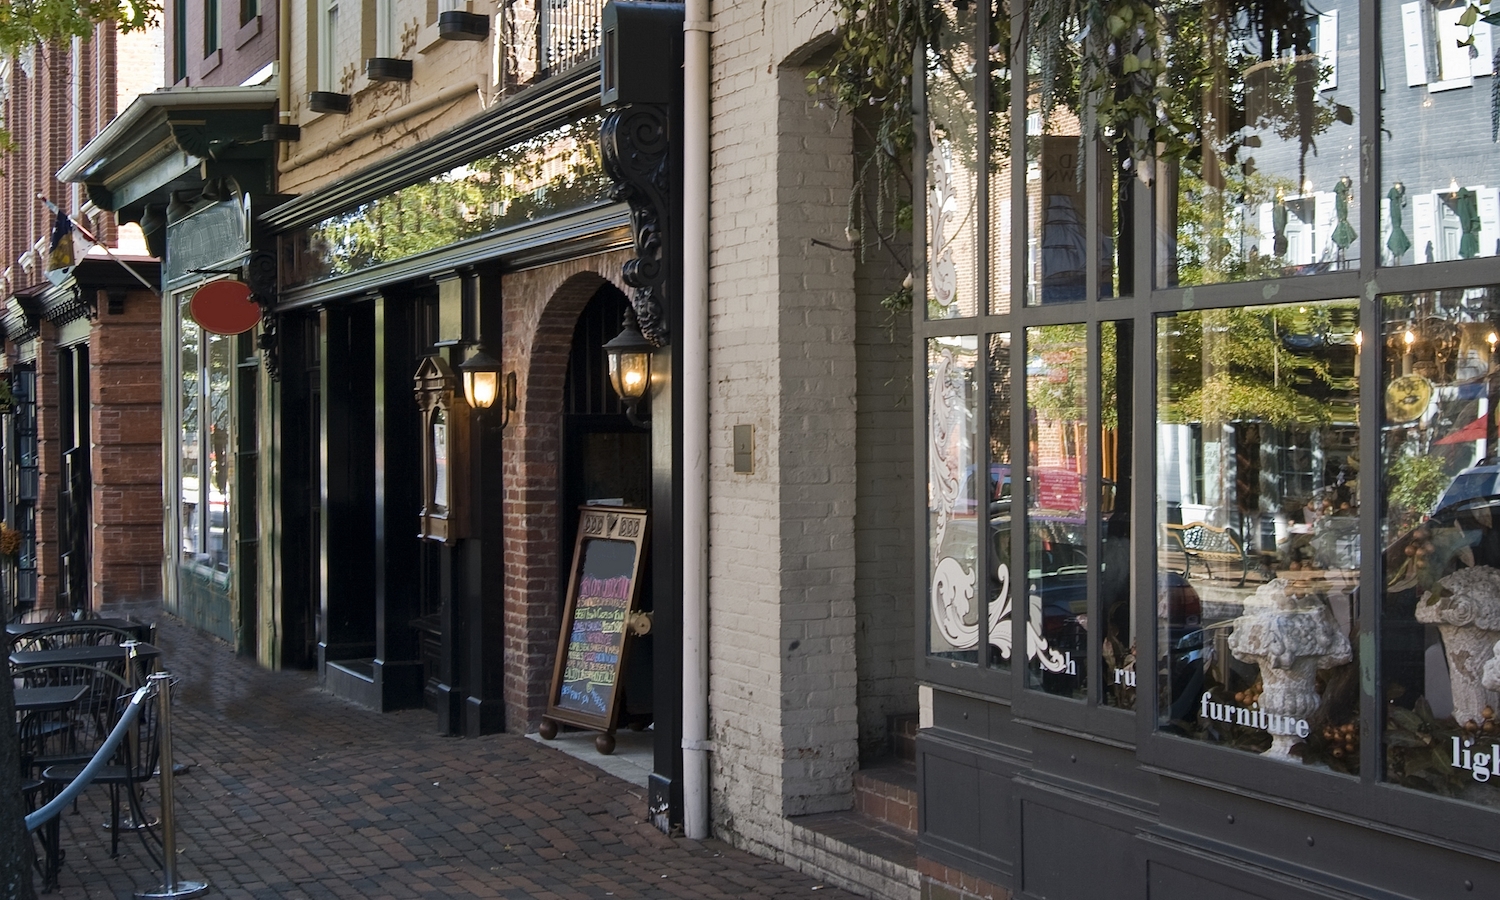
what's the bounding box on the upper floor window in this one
[376,0,397,58]
[205,0,221,55]
[172,0,188,82]
[241,0,258,27]
[319,0,340,92]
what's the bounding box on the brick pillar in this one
[499,252,632,734]
[90,288,164,608]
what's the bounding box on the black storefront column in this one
[432,272,466,735]
[372,291,424,709]
[461,266,506,737]
[649,342,683,831]
[600,0,687,825]
[318,304,376,670]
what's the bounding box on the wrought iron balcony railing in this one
[500,0,607,96]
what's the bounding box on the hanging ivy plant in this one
[810,0,1353,201]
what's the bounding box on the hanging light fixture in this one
[603,307,653,426]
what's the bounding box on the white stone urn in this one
[1228,579,1352,759]
[1418,565,1500,725]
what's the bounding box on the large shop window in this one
[1381,284,1500,805]
[926,319,1134,699]
[179,295,232,574]
[1157,299,1361,769]
[922,1,1134,707]
[1157,3,1360,287]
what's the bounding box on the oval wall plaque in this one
[189,280,260,335]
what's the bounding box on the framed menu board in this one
[542,506,649,748]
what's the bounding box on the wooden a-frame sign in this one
[541,506,649,751]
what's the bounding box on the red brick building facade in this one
[0,28,164,617]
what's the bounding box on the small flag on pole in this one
[45,206,75,285]
[36,196,156,296]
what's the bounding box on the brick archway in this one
[499,251,632,732]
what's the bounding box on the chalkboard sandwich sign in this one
[541,506,649,754]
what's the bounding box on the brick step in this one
[854,761,918,832]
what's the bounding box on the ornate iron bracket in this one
[244,250,282,381]
[601,103,673,348]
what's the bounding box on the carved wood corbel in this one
[601,103,673,348]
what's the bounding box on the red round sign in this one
[189,280,260,335]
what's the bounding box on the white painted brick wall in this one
[707,0,863,863]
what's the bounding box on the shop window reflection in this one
[1381,285,1500,805]
[926,0,980,320]
[1101,321,1134,708]
[986,0,1013,315]
[1026,324,1090,698]
[1156,299,1361,770]
[1156,2,1359,286]
[178,298,232,575]
[928,335,981,663]
[1381,5,1498,266]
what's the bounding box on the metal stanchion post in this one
[111,641,157,833]
[135,672,207,900]
[121,640,141,688]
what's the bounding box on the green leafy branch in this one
[0,0,159,57]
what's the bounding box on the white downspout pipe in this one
[681,0,712,841]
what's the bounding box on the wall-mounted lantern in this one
[456,344,516,427]
[603,308,652,427]
[412,355,468,542]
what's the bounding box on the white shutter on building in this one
[1472,24,1495,79]
[1258,203,1275,258]
[1413,193,1438,263]
[1319,11,1339,91]
[1478,188,1500,259]
[1314,191,1336,264]
[1402,2,1428,87]
[1381,196,1393,262]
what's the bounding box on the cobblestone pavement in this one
[51,616,853,900]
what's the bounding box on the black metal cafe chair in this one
[42,681,164,859]
[15,663,134,887]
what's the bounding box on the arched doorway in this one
[560,283,654,725]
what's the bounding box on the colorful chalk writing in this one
[546,510,648,733]
[555,542,637,717]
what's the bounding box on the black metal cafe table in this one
[9,642,163,671]
[13,684,89,714]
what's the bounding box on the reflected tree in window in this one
[1157,299,1361,771]
[288,114,612,286]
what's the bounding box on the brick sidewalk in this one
[49,617,853,899]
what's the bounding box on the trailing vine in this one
[807,0,936,317]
